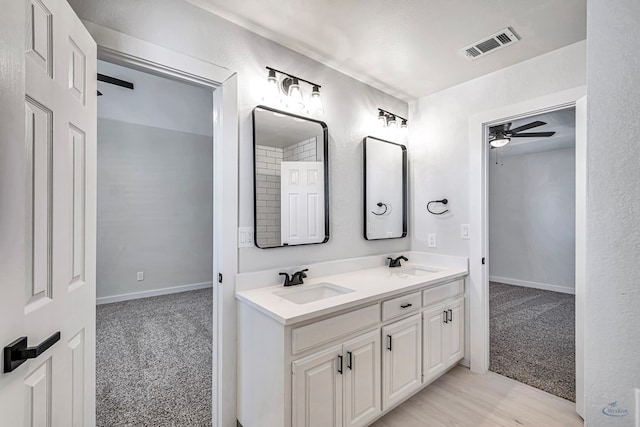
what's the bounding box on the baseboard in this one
[96,281,213,305]
[489,276,575,295]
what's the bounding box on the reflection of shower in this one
[372,202,391,216]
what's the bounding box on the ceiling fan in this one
[488,120,555,148]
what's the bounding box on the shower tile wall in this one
[283,137,317,162]
[256,145,282,247]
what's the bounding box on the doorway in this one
[487,109,576,401]
[95,59,214,425]
[467,87,586,417]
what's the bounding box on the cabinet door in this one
[422,304,446,383]
[382,314,422,409]
[292,345,343,427]
[444,297,465,366]
[343,330,381,427]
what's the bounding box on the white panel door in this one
[292,345,343,427]
[0,0,96,426]
[422,305,446,384]
[343,330,381,427]
[382,314,422,410]
[444,297,465,366]
[281,161,325,245]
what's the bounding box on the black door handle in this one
[347,351,353,370]
[387,334,392,351]
[337,355,343,374]
[400,303,412,309]
[4,332,60,373]
[448,309,453,322]
[443,311,448,324]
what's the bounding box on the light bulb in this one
[308,85,324,115]
[388,115,398,131]
[490,137,510,148]
[378,110,387,128]
[400,119,408,130]
[490,133,511,147]
[287,78,305,111]
[262,69,280,104]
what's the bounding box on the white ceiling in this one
[496,108,576,157]
[185,0,586,100]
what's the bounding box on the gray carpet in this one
[489,282,575,402]
[97,288,213,427]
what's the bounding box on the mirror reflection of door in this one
[253,106,329,248]
[364,136,407,240]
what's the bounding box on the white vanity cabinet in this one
[292,344,344,427]
[237,275,466,427]
[291,329,382,427]
[422,280,465,384]
[381,314,422,409]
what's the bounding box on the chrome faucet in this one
[387,256,408,268]
[279,269,309,286]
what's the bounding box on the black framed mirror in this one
[252,105,329,248]
[363,136,407,240]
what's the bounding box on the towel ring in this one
[427,199,449,215]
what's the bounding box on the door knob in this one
[3,332,60,373]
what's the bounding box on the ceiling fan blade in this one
[511,131,556,138]
[509,120,547,133]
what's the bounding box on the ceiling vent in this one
[458,28,520,60]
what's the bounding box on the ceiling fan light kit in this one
[488,120,556,149]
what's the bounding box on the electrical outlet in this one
[428,234,437,248]
[461,224,470,239]
[238,227,254,248]
[136,271,144,281]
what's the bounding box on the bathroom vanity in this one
[236,262,467,427]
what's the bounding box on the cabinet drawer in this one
[423,279,463,306]
[291,304,379,354]
[382,291,422,321]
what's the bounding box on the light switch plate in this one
[136,271,144,281]
[427,234,437,248]
[461,224,470,239]
[238,227,254,248]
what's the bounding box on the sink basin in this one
[399,266,441,276]
[273,282,354,304]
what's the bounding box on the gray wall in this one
[97,118,213,299]
[489,148,576,292]
[98,60,214,137]
[586,0,640,424]
[69,0,410,274]
[408,41,585,256]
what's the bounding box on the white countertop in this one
[235,262,468,325]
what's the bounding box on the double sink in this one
[273,266,441,305]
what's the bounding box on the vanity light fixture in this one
[262,69,280,104]
[308,85,325,115]
[387,115,398,131]
[377,108,408,132]
[286,78,304,110]
[263,67,324,115]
